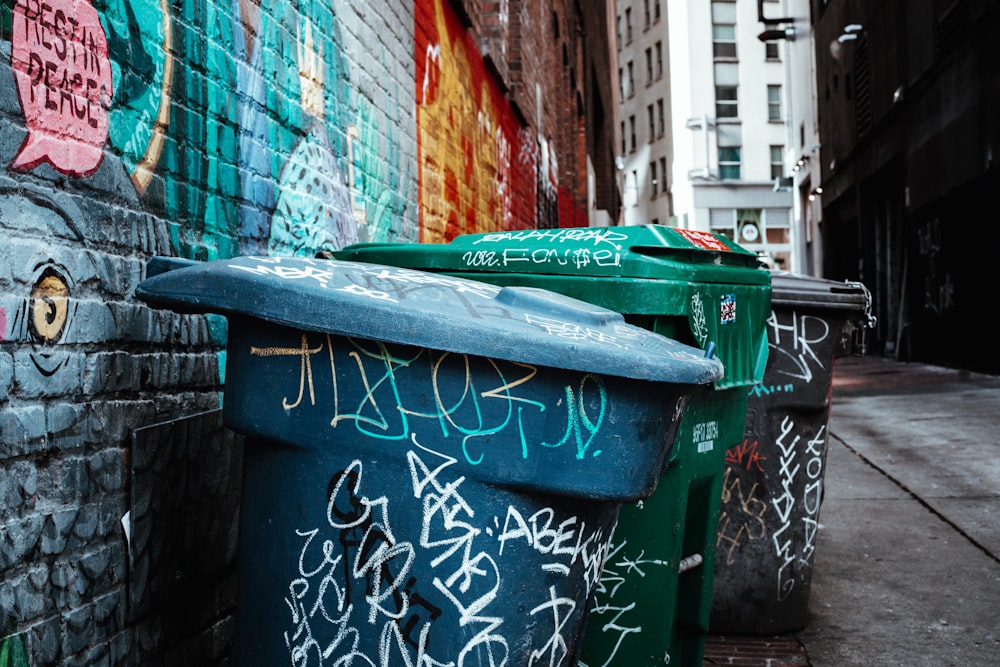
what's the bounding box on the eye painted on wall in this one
[29,266,72,344]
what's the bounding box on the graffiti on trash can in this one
[462,228,629,270]
[284,439,614,666]
[717,464,769,565]
[717,415,826,602]
[765,309,834,384]
[250,333,613,465]
[772,416,825,601]
[582,537,673,665]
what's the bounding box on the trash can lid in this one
[337,225,770,285]
[136,256,724,386]
[769,270,872,312]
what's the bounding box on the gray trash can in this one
[136,255,724,666]
[710,271,875,634]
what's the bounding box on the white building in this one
[615,0,820,274]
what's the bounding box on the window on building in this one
[646,48,653,84]
[712,2,737,59]
[770,145,784,179]
[655,41,663,79]
[621,121,626,155]
[650,160,658,197]
[715,62,739,118]
[716,86,738,118]
[659,157,668,193]
[768,85,782,122]
[627,62,635,98]
[617,14,622,49]
[618,67,623,99]
[765,40,779,59]
[717,125,742,180]
[656,99,665,137]
[654,0,661,22]
[629,115,636,152]
[625,8,632,43]
[644,0,651,28]
[718,147,741,179]
[647,105,655,143]
[710,209,735,240]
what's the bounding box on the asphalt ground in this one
[703,355,1000,666]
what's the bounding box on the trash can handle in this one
[844,280,877,355]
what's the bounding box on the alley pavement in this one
[703,354,1000,666]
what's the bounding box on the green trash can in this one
[336,225,772,665]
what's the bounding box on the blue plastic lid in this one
[136,256,724,386]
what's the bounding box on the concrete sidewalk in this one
[704,355,1000,666]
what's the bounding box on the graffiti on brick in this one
[6,0,411,259]
[9,0,113,176]
[8,263,76,377]
[416,0,542,242]
[917,217,955,314]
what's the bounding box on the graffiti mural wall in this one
[0,0,610,662]
[416,0,540,242]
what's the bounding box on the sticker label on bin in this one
[693,419,719,453]
[720,293,737,324]
[673,228,731,252]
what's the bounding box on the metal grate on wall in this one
[854,34,872,137]
[934,0,972,61]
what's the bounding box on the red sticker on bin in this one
[674,228,731,252]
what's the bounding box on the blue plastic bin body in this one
[135,256,724,666]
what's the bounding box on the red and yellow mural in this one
[415,0,538,243]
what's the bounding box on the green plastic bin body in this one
[337,225,772,666]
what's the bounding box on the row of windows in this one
[714,83,783,120]
[712,1,782,60]
[624,144,784,197]
[618,1,663,46]
[620,99,665,154]
[718,145,785,180]
[623,155,670,206]
[620,41,663,99]
[620,92,783,157]
[712,144,785,181]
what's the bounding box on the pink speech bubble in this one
[10,0,113,176]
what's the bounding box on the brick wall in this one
[0,0,616,664]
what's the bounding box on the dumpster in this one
[710,271,875,634]
[134,254,725,666]
[336,225,772,665]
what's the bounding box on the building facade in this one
[617,0,811,272]
[814,0,1000,373]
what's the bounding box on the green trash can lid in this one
[135,256,725,386]
[338,225,768,283]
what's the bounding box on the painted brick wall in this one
[0,0,616,664]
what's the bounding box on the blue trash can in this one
[136,255,724,666]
